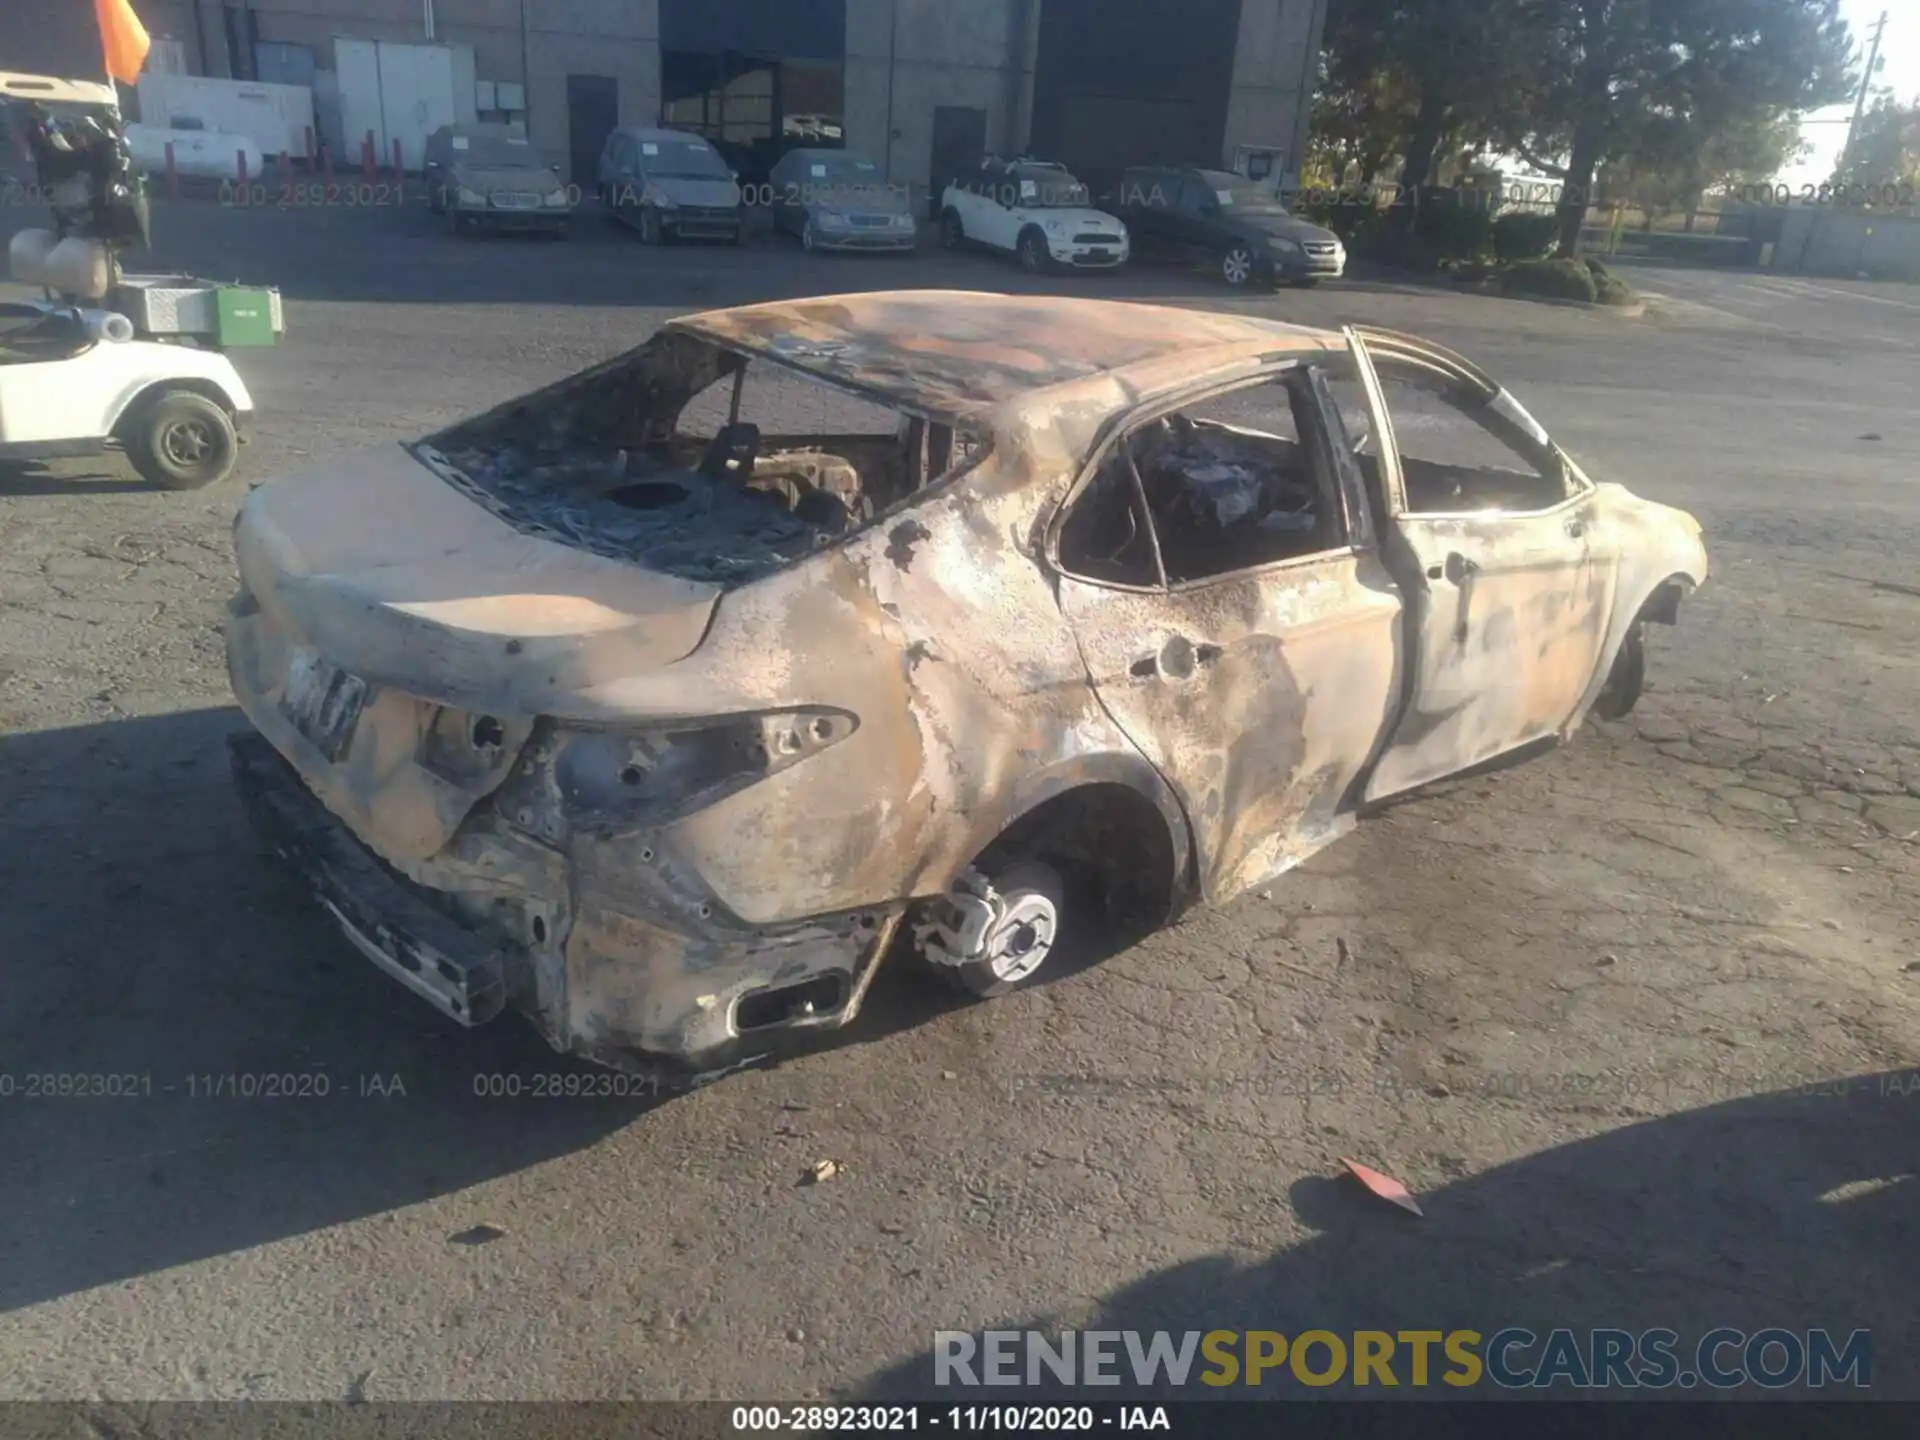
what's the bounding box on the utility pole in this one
[1838,9,1888,180]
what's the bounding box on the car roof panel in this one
[670,291,1337,421]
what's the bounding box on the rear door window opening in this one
[1055,366,1358,590]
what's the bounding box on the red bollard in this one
[164,140,178,198]
[305,125,316,175]
[361,133,375,182]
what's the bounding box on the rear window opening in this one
[417,331,987,587]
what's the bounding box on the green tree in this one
[1497,0,1853,254]
[1604,107,1807,225]
[1314,0,1542,201]
[1308,20,1419,189]
[1834,92,1920,191]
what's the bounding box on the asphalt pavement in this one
[2,197,1918,1406]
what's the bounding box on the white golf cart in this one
[0,72,278,489]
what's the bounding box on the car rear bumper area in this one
[228,724,907,1077]
[230,730,508,1028]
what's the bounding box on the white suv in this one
[939,157,1130,273]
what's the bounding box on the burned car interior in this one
[1060,369,1351,586]
[421,330,985,586]
[1056,345,1584,591]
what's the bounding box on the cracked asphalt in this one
[1,198,1917,1402]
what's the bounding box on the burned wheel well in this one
[1640,574,1695,626]
[980,783,1181,935]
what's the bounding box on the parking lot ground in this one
[2,200,1918,1401]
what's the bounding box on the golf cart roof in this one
[0,73,120,109]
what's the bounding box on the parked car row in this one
[422,123,1349,289]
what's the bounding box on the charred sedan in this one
[225,294,1706,1078]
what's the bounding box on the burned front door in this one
[1052,370,1405,904]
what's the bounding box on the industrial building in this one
[6,0,1325,192]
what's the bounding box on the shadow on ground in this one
[0,706,973,1311]
[853,1073,1920,1400]
[0,458,151,495]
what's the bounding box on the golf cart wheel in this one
[1018,228,1050,274]
[940,208,965,249]
[127,391,237,491]
[941,860,1068,999]
[1220,244,1256,287]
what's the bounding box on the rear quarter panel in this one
[608,406,1178,926]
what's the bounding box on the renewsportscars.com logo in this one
[932,1328,1873,1390]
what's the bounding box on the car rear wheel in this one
[926,861,1068,999]
[1018,229,1051,274]
[125,391,237,491]
[1220,244,1255,287]
[940,208,965,249]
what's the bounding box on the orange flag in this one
[95,0,151,84]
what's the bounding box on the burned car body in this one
[226,293,1707,1076]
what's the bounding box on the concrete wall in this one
[845,0,1033,190]
[1224,0,1323,174]
[0,1,113,83]
[1776,206,1920,283]
[230,1,657,170]
[5,0,1319,190]
[849,0,1326,190]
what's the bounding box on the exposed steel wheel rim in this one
[160,416,217,468]
[984,890,1058,984]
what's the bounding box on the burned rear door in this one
[1342,328,1619,801]
[1051,368,1404,904]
